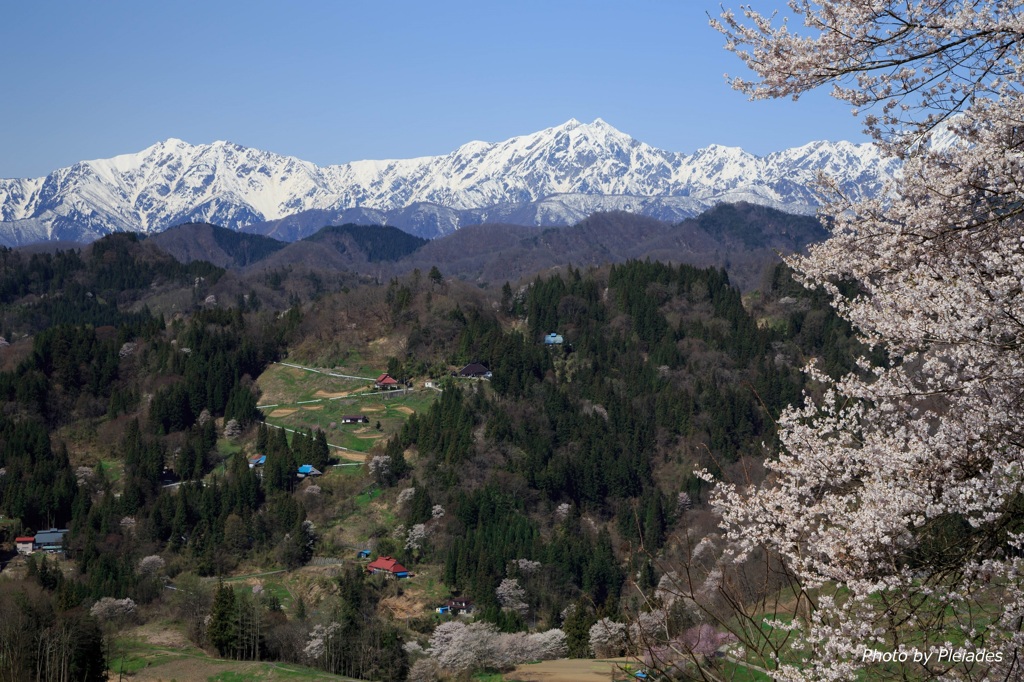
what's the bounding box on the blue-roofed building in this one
[297,464,322,478]
[248,454,266,468]
[34,528,68,553]
[544,332,564,345]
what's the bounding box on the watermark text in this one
[861,647,1003,666]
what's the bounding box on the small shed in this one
[297,464,322,478]
[248,454,266,468]
[357,549,371,559]
[342,415,369,424]
[15,536,34,555]
[544,332,564,345]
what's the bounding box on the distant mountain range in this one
[0,119,899,247]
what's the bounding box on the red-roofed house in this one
[366,555,410,578]
[15,536,34,555]
[374,373,400,390]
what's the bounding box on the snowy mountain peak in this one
[0,120,898,245]
[554,117,629,138]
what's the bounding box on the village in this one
[2,346,575,628]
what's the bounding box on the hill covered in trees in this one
[145,203,826,294]
[148,222,288,269]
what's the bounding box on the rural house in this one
[374,373,400,390]
[459,362,491,378]
[366,555,410,578]
[15,536,34,555]
[436,597,474,615]
[33,528,69,553]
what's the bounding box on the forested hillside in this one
[372,262,862,635]
[0,234,860,680]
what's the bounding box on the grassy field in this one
[217,439,244,458]
[255,361,439,457]
[220,573,295,611]
[255,363,375,405]
[504,658,648,682]
[111,629,360,681]
[100,459,124,483]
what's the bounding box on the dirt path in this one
[268,408,298,417]
[334,450,366,462]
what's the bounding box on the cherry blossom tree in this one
[428,621,497,674]
[136,554,166,578]
[589,617,628,658]
[689,2,1024,679]
[406,656,442,682]
[426,622,567,673]
[496,577,529,616]
[405,523,428,556]
[89,597,137,623]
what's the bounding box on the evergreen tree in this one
[208,581,238,657]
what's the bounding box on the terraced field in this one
[255,362,440,460]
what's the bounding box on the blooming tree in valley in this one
[589,617,628,658]
[137,554,166,578]
[495,577,529,616]
[425,622,567,673]
[405,523,428,554]
[89,597,137,623]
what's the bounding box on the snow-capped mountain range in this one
[0,119,900,246]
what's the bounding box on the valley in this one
[0,222,860,679]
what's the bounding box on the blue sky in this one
[0,1,865,178]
